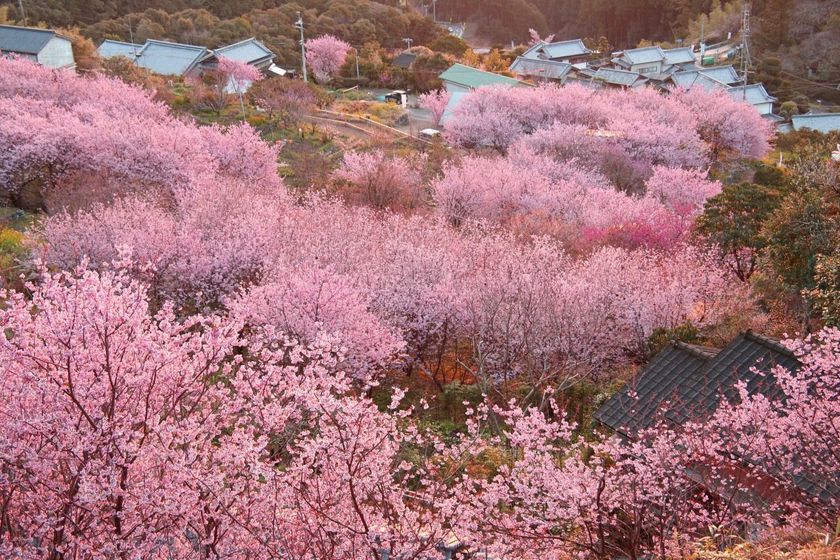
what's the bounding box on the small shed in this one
[391,52,417,69]
[0,24,74,69]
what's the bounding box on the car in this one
[384,90,408,106]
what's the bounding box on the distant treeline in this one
[2,0,444,67]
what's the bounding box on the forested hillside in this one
[1,0,444,66]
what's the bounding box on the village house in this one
[611,45,696,76]
[594,331,833,508]
[0,24,75,69]
[519,38,592,65]
[726,83,778,115]
[438,63,528,124]
[98,37,279,80]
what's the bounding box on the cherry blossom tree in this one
[0,260,460,559]
[418,88,451,127]
[334,150,425,209]
[217,55,263,116]
[305,35,351,84]
[0,58,280,212]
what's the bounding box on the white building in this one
[0,24,74,69]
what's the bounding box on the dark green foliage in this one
[429,34,469,57]
[698,180,786,281]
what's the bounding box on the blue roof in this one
[134,39,209,76]
[672,71,729,92]
[540,39,591,60]
[663,47,695,65]
[727,83,777,105]
[792,113,840,133]
[509,57,572,80]
[98,39,142,60]
[212,37,274,66]
[0,24,67,55]
[594,67,644,86]
[618,46,665,65]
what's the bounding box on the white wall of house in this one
[631,61,662,75]
[753,101,774,115]
[36,36,74,68]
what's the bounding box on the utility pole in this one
[403,37,413,49]
[432,0,437,22]
[127,17,139,57]
[17,0,27,25]
[350,46,360,79]
[295,11,308,82]
[740,1,751,101]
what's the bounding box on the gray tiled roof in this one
[593,342,718,437]
[213,37,274,66]
[671,71,729,92]
[521,39,591,61]
[593,67,643,86]
[695,65,740,84]
[134,39,209,76]
[617,46,665,65]
[509,56,572,80]
[540,39,591,60]
[596,331,800,434]
[596,331,838,504]
[727,83,777,105]
[792,112,840,133]
[666,331,799,425]
[663,47,695,65]
[98,39,143,60]
[0,24,65,55]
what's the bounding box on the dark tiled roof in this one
[392,52,417,69]
[593,342,717,437]
[595,332,838,503]
[666,331,799,425]
[596,332,799,436]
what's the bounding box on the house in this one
[791,112,840,134]
[727,83,777,115]
[132,39,210,77]
[662,46,696,69]
[0,24,74,69]
[612,45,698,76]
[99,37,281,80]
[391,51,417,70]
[438,63,528,124]
[611,46,667,75]
[520,39,591,65]
[97,39,142,60]
[203,37,275,71]
[672,64,740,87]
[594,331,837,506]
[508,57,572,83]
